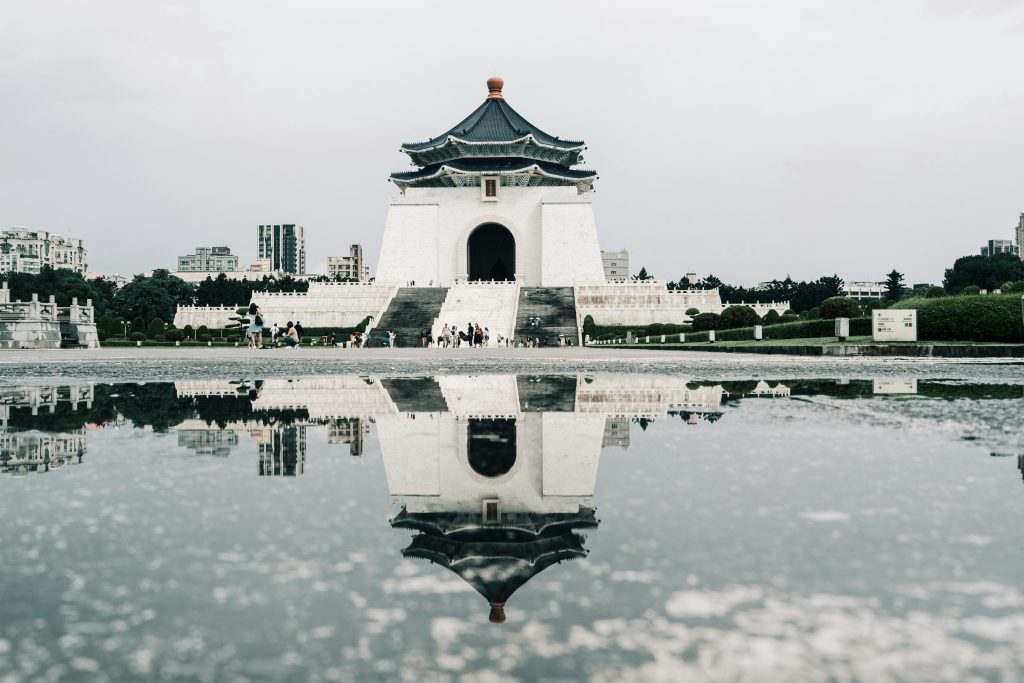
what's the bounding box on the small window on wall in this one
[482,176,499,201]
[482,499,500,523]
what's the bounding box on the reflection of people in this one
[247,379,264,401]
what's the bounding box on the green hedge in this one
[593,322,692,341]
[681,317,872,343]
[891,294,1024,342]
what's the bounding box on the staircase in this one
[373,288,449,348]
[513,287,580,347]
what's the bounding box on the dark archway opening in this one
[468,223,515,281]
[467,419,517,477]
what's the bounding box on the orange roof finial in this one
[486,76,504,100]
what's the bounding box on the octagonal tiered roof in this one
[391,77,598,193]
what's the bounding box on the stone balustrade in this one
[0,284,99,349]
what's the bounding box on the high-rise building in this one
[257,224,306,275]
[0,227,88,275]
[327,244,369,281]
[601,249,629,282]
[1016,213,1024,261]
[980,239,1019,258]
[177,246,240,272]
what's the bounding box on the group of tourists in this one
[246,304,302,349]
[427,323,491,348]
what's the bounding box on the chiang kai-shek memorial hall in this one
[376,76,605,288]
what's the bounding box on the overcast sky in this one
[3,1,1023,286]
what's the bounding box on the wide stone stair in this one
[513,287,580,347]
[373,288,449,348]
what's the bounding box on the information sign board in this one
[872,309,917,342]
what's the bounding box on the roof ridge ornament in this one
[486,76,504,100]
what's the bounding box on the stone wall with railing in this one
[574,281,789,327]
[0,282,99,349]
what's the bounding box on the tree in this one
[884,269,905,302]
[632,266,653,281]
[763,309,781,325]
[114,270,194,324]
[819,296,862,319]
[944,253,1024,293]
[926,286,947,298]
[146,318,166,339]
[131,316,146,334]
[691,313,721,331]
[719,305,760,329]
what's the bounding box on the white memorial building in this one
[174,78,788,343]
[377,77,604,287]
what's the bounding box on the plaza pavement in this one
[0,345,1019,384]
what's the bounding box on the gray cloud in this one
[2,1,1023,285]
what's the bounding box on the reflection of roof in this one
[392,506,598,622]
[402,533,587,618]
[390,508,598,537]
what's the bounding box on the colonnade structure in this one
[174,78,788,345]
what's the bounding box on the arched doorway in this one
[468,223,515,281]
[467,419,517,477]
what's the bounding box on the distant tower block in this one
[376,77,605,287]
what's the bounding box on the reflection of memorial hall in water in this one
[5,377,1023,619]
[176,374,732,621]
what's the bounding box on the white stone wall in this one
[172,306,238,330]
[174,282,399,330]
[576,281,789,326]
[376,186,604,287]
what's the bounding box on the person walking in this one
[294,320,304,343]
[248,303,264,348]
[270,323,279,345]
[441,323,450,348]
[466,323,474,347]
[421,329,429,348]
[483,327,490,347]
[473,323,483,348]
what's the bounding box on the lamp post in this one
[121,320,128,338]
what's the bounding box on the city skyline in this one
[2,2,1024,285]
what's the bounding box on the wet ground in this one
[0,363,1022,681]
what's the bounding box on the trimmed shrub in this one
[803,306,821,320]
[819,297,861,319]
[763,310,781,326]
[146,318,165,339]
[129,332,146,342]
[719,306,760,329]
[182,325,194,339]
[165,330,184,342]
[780,313,800,324]
[1006,281,1024,293]
[227,335,241,343]
[959,285,981,296]
[593,322,692,341]
[926,286,947,298]
[891,294,1024,342]
[691,313,721,331]
[197,325,210,338]
[582,315,596,338]
[684,307,700,317]
[198,334,213,343]
[131,316,146,334]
